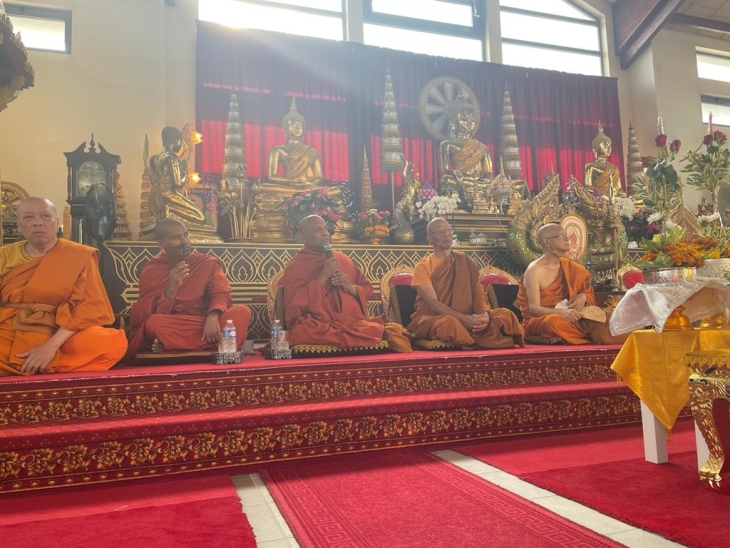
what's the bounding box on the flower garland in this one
[280,187,343,235]
[634,226,705,269]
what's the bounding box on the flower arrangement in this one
[690,212,730,258]
[624,208,663,242]
[632,129,683,218]
[634,226,706,270]
[416,192,460,221]
[682,130,730,212]
[280,187,343,235]
[351,208,391,240]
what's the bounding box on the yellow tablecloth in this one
[611,328,730,430]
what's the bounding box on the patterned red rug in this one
[262,451,621,548]
[0,475,257,548]
[455,419,730,548]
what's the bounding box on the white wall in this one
[0,0,197,238]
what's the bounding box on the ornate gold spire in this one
[361,145,374,212]
[111,177,132,240]
[221,93,248,188]
[138,134,154,236]
[499,86,523,181]
[626,121,643,184]
[379,69,405,172]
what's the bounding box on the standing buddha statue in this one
[584,122,624,199]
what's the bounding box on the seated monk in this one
[280,215,408,350]
[408,218,524,349]
[584,122,623,199]
[0,197,127,375]
[516,223,628,344]
[126,219,251,358]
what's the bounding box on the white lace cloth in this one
[609,280,730,335]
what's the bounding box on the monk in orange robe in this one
[516,222,627,344]
[0,197,127,376]
[280,215,391,349]
[409,218,524,349]
[126,219,251,358]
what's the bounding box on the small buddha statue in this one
[438,102,493,213]
[584,122,624,199]
[148,126,207,225]
[250,99,345,241]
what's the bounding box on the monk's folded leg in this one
[580,310,630,345]
[55,326,128,373]
[526,314,592,344]
[427,316,475,346]
[221,305,251,349]
[143,314,207,351]
[473,309,525,349]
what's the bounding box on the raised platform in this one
[0,344,640,493]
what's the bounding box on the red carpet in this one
[0,475,257,548]
[262,451,621,548]
[456,419,730,548]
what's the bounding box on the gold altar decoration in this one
[584,121,623,198]
[249,98,349,242]
[0,180,28,244]
[506,174,626,270]
[142,126,220,243]
[0,2,34,113]
[110,176,132,240]
[138,134,154,237]
[626,122,644,190]
[218,93,255,241]
[687,349,730,492]
[499,86,523,181]
[360,146,374,212]
[380,69,405,212]
[392,159,419,244]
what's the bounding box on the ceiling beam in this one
[612,0,684,70]
[670,13,730,34]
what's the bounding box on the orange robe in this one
[127,252,250,357]
[281,248,383,348]
[409,252,524,348]
[0,239,127,376]
[516,258,624,344]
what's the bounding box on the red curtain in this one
[197,22,623,211]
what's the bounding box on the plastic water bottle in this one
[220,319,237,355]
[271,319,282,359]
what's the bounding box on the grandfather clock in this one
[64,135,121,244]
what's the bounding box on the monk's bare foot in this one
[151,338,165,353]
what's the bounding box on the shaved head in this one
[298,215,329,252]
[18,197,58,217]
[298,215,324,237]
[537,223,561,246]
[155,218,186,240]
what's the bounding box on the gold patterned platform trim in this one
[134,350,214,365]
[0,393,640,492]
[525,335,564,345]
[0,354,621,426]
[290,340,390,357]
[412,339,461,351]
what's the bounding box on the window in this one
[702,96,730,127]
[499,0,602,76]
[5,3,71,53]
[697,52,730,83]
[364,0,484,61]
[198,0,344,41]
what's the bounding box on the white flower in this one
[614,197,637,220]
[417,193,461,220]
[647,212,663,223]
[698,212,721,224]
[665,220,677,230]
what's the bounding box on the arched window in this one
[499,0,603,76]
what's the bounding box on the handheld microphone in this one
[323,243,333,259]
[179,242,187,260]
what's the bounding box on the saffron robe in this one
[127,253,251,357]
[516,258,626,344]
[409,252,524,348]
[281,248,384,348]
[0,239,127,376]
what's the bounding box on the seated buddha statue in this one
[250,99,345,242]
[584,122,624,199]
[146,127,219,242]
[438,105,493,213]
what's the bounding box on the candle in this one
[657,117,665,135]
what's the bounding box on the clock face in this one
[76,160,107,198]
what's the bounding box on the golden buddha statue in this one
[438,105,493,213]
[146,127,219,242]
[585,122,623,199]
[250,99,345,242]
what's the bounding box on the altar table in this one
[611,328,730,464]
